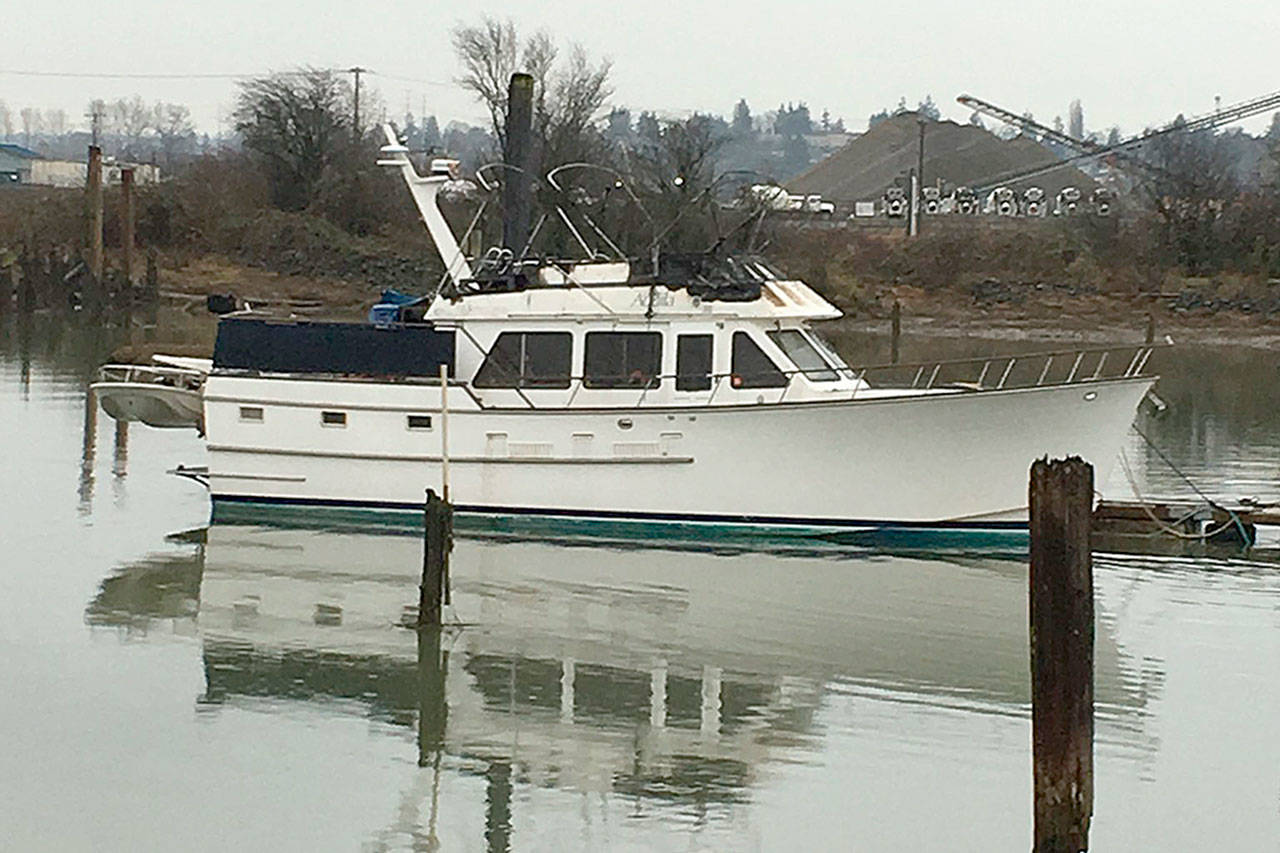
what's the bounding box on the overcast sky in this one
[5,0,1278,137]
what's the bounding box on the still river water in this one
[0,309,1276,851]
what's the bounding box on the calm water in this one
[1,311,1277,851]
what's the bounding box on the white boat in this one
[92,361,207,431]
[119,126,1160,534]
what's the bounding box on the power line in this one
[0,68,258,80]
[367,71,453,87]
[1,68,455,86]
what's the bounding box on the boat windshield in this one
[803,329,857,379]
[767,330,838,382]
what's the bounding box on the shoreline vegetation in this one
[2,179,1278,352]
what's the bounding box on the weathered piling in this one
[17,250,37,312]
[1144,312,1155,345]
[416,624,448,761]
[121,167,137,285]
[2,258,15,312]
[86,146,104,283]
[890,300,902,364]
[144,247,159,298]
[1029,457,1094,853]
[503,72,535,255]
[418,488,453,627]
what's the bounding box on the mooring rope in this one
[1117,450,1238,541]
[1130,425,1252,545]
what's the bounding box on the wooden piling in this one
[17,249,36,312]
[416,625,448,761]
[86,146,104,284]
[418,488,452,627]
[1029,457,1094,853]
[2,257,15,312]
[1144,312,1155,345]
[890,300,901,364]
[144,247,159,298]
[503,73,535,254]
[121,167,136,285]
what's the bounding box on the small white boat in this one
[92,362,206,431]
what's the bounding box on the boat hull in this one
[94,381,203,429]
[203,374,1154,529]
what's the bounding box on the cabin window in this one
[768,330,837,381]
[474,332,572,389]
[731,332,788,388]
[676,334,713,391]
[805,330,856,378]
[407,414,433,431]
[321,410,347,427]
[239,406,264,422]
[584,332,662,388]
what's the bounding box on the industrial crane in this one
[957,88,1280,193]
[957,94,1168,183]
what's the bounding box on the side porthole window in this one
[321,411,347,428]
[239,406,264,422]
[407,414,433,430]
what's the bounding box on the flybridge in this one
[375,123,811,312]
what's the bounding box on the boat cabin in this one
[427,258,867,408]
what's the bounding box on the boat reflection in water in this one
[86,522,1151,846]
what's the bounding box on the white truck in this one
[745,185,835,216]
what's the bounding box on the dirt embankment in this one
[771,223,1280,348]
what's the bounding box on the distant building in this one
[0,143,42,184]
[0,143,160,188]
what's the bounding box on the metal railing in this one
[846,343,1161,396]
[461,343,1163,410]
[96,363,205,392]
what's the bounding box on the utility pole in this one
[915,119,926,237]
[348,66,368,142]
[86,102,105,147]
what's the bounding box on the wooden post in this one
[2,257,15,312]
[144,247,159,298]
[418,488,452,627]
[121,167,136,285]
[17,248,36,312]
[503,73,535,255]
[1029,457,1094,853]
[891,300,902,364]
[416,625,447,761]
[86,146,104,283]
[484,761,513,853]
[439,363,450,502]
[1144,312,1155,345]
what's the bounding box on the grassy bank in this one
[770,221,1280,346]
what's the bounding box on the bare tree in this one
[234,68,352,210]
[111,95,152,154]
[620,114,726,253]
[44,109,69,138]
[1138,121,1240,274]
[153,102,195,165]
[451,15,612,165]
[19,107,42,147]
